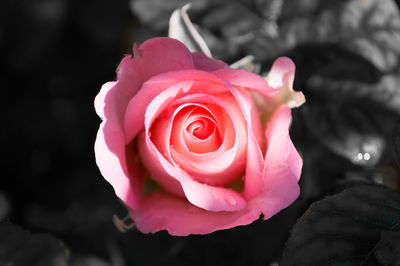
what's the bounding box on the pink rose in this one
[94,37,303,236]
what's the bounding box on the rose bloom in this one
[94,37,303,236]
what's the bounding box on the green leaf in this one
[280,184,400,265]
[0,221,69,266]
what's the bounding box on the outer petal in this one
[226,84,265,199]
[95,82,145,209]
[192,52,228,71]
[213,68,277,97]
[95,122,144,209]
[257,105,302,218]
[130,37,195,83]
[265,57,305,108]
[266,56,295,89]
[94,37,195,209]
[130,192,260,236]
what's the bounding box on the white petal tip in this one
[286,91,306,108]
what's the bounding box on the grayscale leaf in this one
[168,4,211,57]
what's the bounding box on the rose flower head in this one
[94,37,304,236]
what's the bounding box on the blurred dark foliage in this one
[0,221,68,266]
[1,0,400,265]
[281,184,400,265]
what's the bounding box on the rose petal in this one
[192,52,228,71]
[258,105,302,218]
[129,37,195,84]
[252,170,300,221]
[161,93,247,186]
[138,82,247,212]
[176,107,221,153]
[213,68,277,97]
[266,57,295,89]
[150,96,229,162]
[226,84,265,199]
[139,132,247,212]
[287,140,303,181]
[130,192,260,236]
[94,82,144,209]
[124,70,228,143]
[265,57,305,108]
[94,82,115,119]
[95,124,144,209]
[138,81,195,197]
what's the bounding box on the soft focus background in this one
[2,0,400,265]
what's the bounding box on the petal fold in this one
[192,52,228,71]
[130,192,260,236]
[265,57,305,108]
[214,68,277,97]
[258,105,302,218]
[228,85,265,199]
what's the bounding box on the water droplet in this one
[363,153,371,160]
[356,153,363,161]
[148,132,152,137]
[225,195,236,206]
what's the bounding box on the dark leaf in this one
[280,0,321,19]
[131,0,257,60]
[362,230,400,265]
[130,0,203,31]
[301,71,400,167]
[246,0,400,71]
[280,184,400,265]
[0,221,69,266]
[131,0,400,68]
[200,1,264,41]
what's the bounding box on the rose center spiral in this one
[186,118,214,140]
[179,107,223,154]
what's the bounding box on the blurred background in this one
[2,0,400,265]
